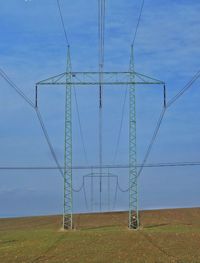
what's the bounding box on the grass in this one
[0,208,200,262]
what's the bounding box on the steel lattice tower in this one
[63,47,73,229]
[36,46,164,230]
[129,45,139,229]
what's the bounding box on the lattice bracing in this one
[63,47,73,229]
[36,47,165,230]
[129,46,139,229]
[36,71,164,86]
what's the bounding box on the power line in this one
[35,108,64,178]
[1,161,200,170]
[0,69,64,179]
[0,70,89,191]
[166,70,200,108]
[72,181,84,193]
[73,87,89,165]
[137,70,200,179]
[113,181,118,210]
[117,180,128,193]
[0,68,35,108]
[131,0,145,46]
[115,70,200,192]
[112,87,128,164]
[57,0,88,171]
[98,0,106,74]
[83,179,89,210]
[1,68,200,182]
[98,0,106,211]
[138,107,166,177]
[56,0,89,166]
[56,0,91,216]
[56,0,70,46]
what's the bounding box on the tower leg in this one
[63,46,73,230]
[129,45,139,230]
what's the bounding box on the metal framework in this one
[129,45,139,229]
[36,47,165,230]
[36,72,164,86]
[63,47,73,229]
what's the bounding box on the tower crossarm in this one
[36,71,164,86]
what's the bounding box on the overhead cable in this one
[166,70,200,108]
[73,87,89,165]
[56,0,70,46]
[138,70,200,179]
[112,87,128,164]
[56,1,90,167]
[0,68,35,108]
[2,161,200,170]
[98,0,106,210]
[83,179,89,210]
[72,181,84,193]
[0,68,64,178]
[137,107,166,177]
[131,0,145,46]
[35,108,64,177]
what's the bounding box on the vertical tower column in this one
[63,46,73,229]
[129,45,139,229]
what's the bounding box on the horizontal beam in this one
[37,82,163,86]
[36,71,165,86]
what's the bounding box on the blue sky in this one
[0,0,200,217]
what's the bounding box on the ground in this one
[0,208,200,263]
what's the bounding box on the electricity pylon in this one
[63,47,73,229]
[36,46,165,230]
[129,45,139,229]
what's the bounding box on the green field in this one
[0,208,200,263]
